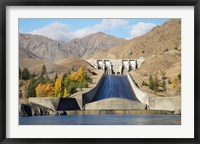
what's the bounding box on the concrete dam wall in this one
[127,73,150,105]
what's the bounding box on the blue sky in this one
[19,18,170,42]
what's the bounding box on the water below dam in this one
[19,115,181,125]
[92,75,138,102]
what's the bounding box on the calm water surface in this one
[19,115,181,125]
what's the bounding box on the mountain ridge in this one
[19,32,127,60]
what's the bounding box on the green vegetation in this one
[27,78,38,97]
[19,66,92,98]
[142,80,148,86]
[41,64,47,75]
[148,75,159,92]
[21,67,31,80]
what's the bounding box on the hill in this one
[88,19,181,59]
[19,33,66,60]
[19,32,126,60]
[63,32,126,58]
[89,19,181,97]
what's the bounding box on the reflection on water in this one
[19,115,181,125]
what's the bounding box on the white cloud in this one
[28,19,128,41]
[129,22,157,39]
[73,19,128,38]
[29,22,73,41]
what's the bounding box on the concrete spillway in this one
[91,75,139,102]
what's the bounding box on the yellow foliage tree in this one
[54,77,62,97]
[35,83,53,97]
[172,77,179,91]
[63,88,67,98]
[69,72,78,81]
[77,66,84,82]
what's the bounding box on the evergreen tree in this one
[41,64,47,75]
[22,68,30,80]
[27,78,38,97]
[148,75,155,90]
[62,73,68,82]
[54,73,58,82]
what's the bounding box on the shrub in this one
[162,80,166,90]
[67,82,77,94]
[148,75,155,90]
[142,81,148,86]
[78,81,88,89]
[84,75,92,83]
[178,73,181,81]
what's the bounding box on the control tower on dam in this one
[86,58,145,75]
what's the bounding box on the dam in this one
[28,58,181,113]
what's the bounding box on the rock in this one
[19,102,54,116]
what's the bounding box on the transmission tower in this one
[43,44,56,73]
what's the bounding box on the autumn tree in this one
[63,88,67,98]
[35,83,53,97]
[69,72,78,81]
[172,77,179,90]
[77,66,84,82]
[54,77,62,97]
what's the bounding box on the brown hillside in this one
[89,19,181,97]
[88,19,181,59]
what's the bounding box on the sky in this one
[19,18,170,42]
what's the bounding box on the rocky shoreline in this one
[19,102,180,117]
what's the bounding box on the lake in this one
[19,114,181,125]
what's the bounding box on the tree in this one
[62,73,68,82]
[172,77,179,90]
[27,78,38,97]
[154,76,159,92]
[54,77,62,97]
[64,76,71,87]
[63,88,67,97]
[67,82,77,94]
[54,73,58,82]
[77,66,84,81]
[41,64,47,75]
[22,67,30,80]
[69,72,78,81]
[148,75,155,90]
[178,73,181,82]
[35,83,53,97]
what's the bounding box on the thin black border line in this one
[1,0,200,144]
[0,0,6,144]
[2,0,199,6]
[194,1,200,143]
